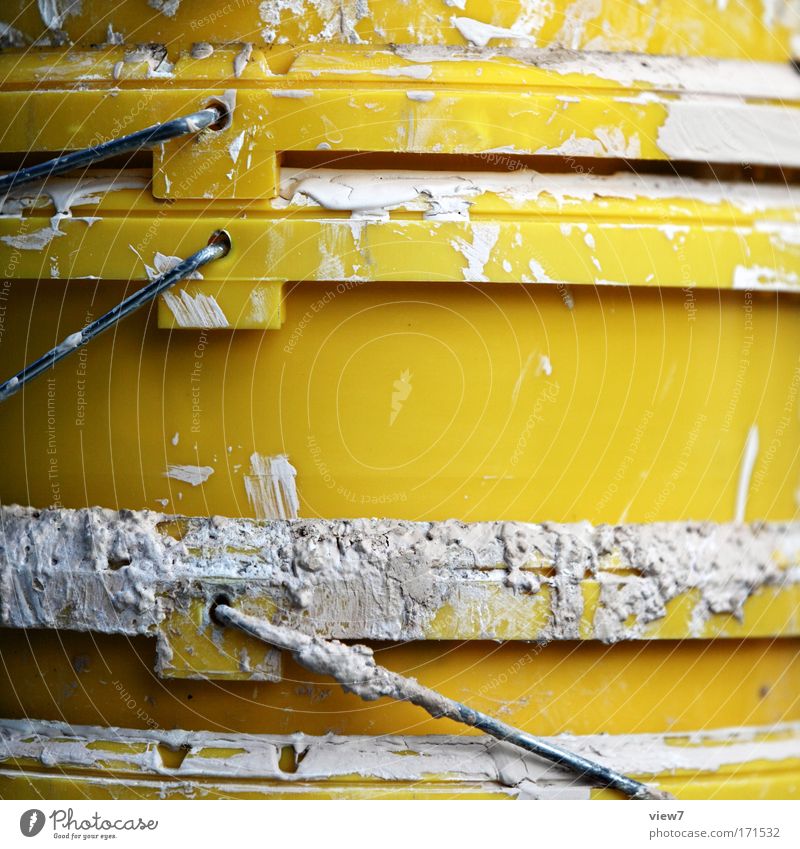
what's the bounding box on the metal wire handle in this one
[0,106,225,196]
[0,230,231,403]
[214,604,672,801]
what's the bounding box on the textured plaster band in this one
[2,718,799,797]
[1,507,798,648]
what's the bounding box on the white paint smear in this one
[733,265,800,291]
[228,131,245,164]
[3,505,799,645]
[162,290,229,328]
[136,251,204,283]
[245,453,299,519]
[5,718,800,794]
[406,90,435,102]
[0,227,64,251]
[372,64,433,80]
[658,99,800,167]
[390,44,800,99]
[164,464,214,486]
[279,167,800,217]
[452,16,537,48]
[0,173,148,221]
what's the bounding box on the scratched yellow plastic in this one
[4,0,797,60]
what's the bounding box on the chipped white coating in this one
[0,226,64,251]
[450,223,500,281]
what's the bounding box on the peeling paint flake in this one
[452,16,537,48]
[228,131,246,164]
[450,223,500,282]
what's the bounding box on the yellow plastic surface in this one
[3,0,798,61]
[0,278,798,523]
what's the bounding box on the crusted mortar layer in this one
[1,505,798,642]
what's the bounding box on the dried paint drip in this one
[244,453,300,519]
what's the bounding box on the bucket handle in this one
[0,230,231,403]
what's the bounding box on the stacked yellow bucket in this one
[0,0,799,799]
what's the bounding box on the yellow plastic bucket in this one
[1,1,799,801]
